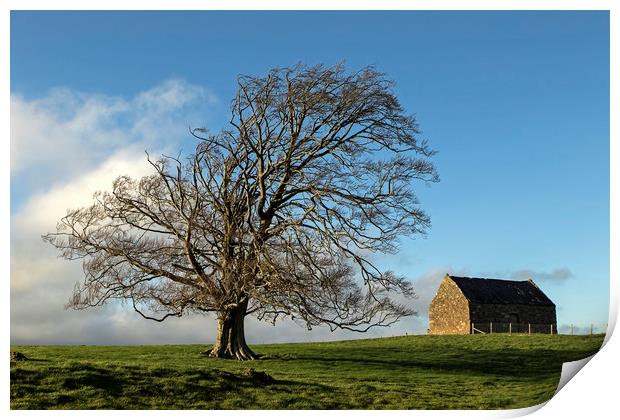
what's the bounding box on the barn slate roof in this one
[448,275,555,306]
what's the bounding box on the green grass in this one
[11,334,604,409]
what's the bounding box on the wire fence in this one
[556,323,608,335]
[470,322,608,335]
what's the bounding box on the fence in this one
[470,322,607,335]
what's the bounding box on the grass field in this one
[10,334,604,410]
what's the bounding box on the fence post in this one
[571,324,574,335]
[528,323,531,336]
[471,322,474,334]
[490,322,493,334]
[509,323,512,335]
[590,324,593,335]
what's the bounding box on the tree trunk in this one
[209,298,257,360]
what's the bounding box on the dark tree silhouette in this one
[43,63,439,360]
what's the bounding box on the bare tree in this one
[43,63,439,360]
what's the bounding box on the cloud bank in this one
[10,80,215,194]
[10,81,217,345]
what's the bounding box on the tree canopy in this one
[44,63,439,359]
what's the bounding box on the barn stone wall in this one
[428,277,470,334]
[469,303,557,333]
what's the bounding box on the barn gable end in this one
[428,275,471,335]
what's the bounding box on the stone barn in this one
[428,274,557,335]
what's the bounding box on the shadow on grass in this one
[267,346,601,380]
[60,365,125,394]
[11,363,336,409]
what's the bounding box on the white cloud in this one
[9,150,164,344]
[510,267,574,283]
[10,80,217,345]
[10,80,215,193]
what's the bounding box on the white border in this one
[3,2,617,420]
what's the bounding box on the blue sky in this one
[10,11,609,344]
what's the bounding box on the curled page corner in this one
[555,354,596,395]
[554,322,613,396]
